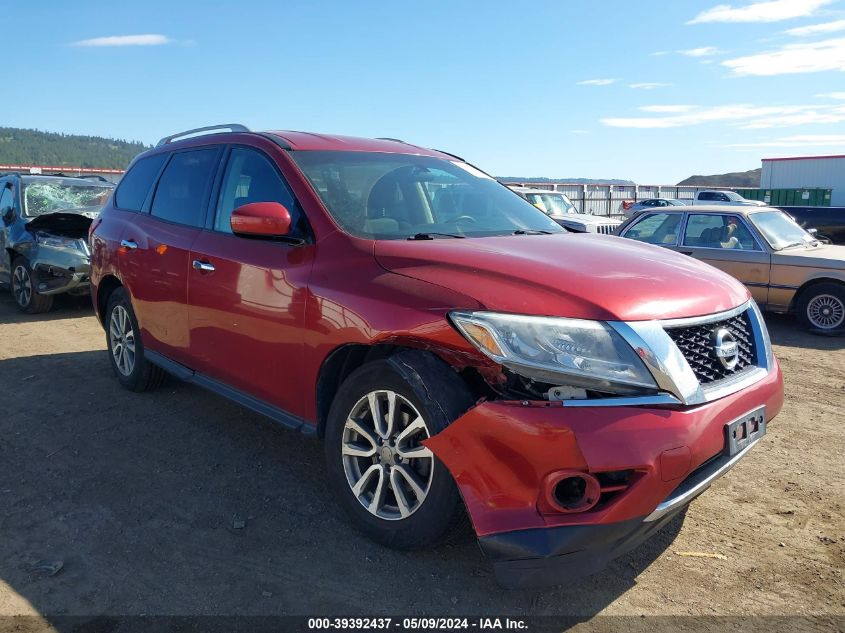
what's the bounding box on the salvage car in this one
[0,173,114,312]
[616,205,845,334]
[692,190,767,207]
[622,198,686,218]
[509,186,621,234]
[90,125,783,588]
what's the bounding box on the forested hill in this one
[0,127,149,169]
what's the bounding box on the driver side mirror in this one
[230,202,292,237]
[808,228,818,235]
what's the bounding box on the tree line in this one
[0,127,150,170]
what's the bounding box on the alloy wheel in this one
[109,305,136,376]
[807,294,845,330]
[12,265,32,308]
[341,390,434,520]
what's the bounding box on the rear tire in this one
[324,350,473,550]
[11,257,53,314]
[105,287,165,392]
[796,283,845,335]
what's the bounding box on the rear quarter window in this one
[114,153,167,211]
[150,148,220,227]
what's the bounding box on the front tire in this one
[105,287,165,391]
[11,257,53,314]
[324,351,473,549]
[796,283,845,335]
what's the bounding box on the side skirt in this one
[146,350,317,437]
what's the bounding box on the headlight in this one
[450,311,657,394]
[36,234,82,250]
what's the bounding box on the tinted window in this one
[683,214,759,250]
[0,185,14,214]
[215,147,302,234]
[115,154,167,211]
[624,212,683,245]
[151,149,219,227]
[698,192,713,201]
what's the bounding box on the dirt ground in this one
[0,293,843,626]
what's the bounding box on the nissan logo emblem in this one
[713,327,739,370]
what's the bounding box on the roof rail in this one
[433,148,466,162]
[156,123,250,147]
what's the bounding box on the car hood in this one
[26,211,96,234]
[374,233,750,321]
[773,243,845,270]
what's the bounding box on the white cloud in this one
[650,51,669,56]
[72,34,171,47]
[678,46,720,57]
[629,82,673,89]
[570,129,589,134]
[817,92,845,99]
[726,134,845,147]
[785,19,845,36]
[722,37,845,75]
[576,78,617,86]
[688,0,834,24]
[602,103,845,128]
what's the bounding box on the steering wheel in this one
[453,215,477,224]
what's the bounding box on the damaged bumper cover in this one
[32,251,92,295]
[423,360,783,588]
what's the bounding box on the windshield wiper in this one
[512,229,553,235]
[407,232,465,240]
[778,241,809,250]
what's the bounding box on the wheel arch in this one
[314,343,480,438]
[789,276,845,312]
[96,274,123,327]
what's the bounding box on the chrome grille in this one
[596,224,617,235]
[664,310,756,384]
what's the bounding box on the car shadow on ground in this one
[764,313,844,351]
[0,293,95,325]
[0,349,685,624]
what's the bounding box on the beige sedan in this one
[616,205,845,334]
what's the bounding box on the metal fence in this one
[505,183,741,217]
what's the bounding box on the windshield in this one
[522,192,577,215]
[290,151,564,239]
[23,179,113,217]
[749,210,815,250]
[725,192,744,201]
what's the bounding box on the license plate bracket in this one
[724,406,766,456]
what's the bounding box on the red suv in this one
[90,124,783,588]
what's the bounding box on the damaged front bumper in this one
[31,250,92,295]
[423,359,783,588]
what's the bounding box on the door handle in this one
[192,260,215,272]
[120,239,138,250]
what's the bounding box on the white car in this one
[509,186,622,235]
[693,190,767,207]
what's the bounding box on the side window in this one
[115,153,167,211]
[715,192,730,202]
[697,191,713,201]
[0,185,15,215]
[683,214,759,250]
[624,212,683,245]
[215,147,301,234]
[151,149,219,227]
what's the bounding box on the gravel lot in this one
[0,293,843,626]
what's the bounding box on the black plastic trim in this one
[478,508,685,589]
[145,350,317,437]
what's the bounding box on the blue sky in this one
[6,0,845,183]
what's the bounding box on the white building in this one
[760,154,845,206]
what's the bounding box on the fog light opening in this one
[547,471,601,513]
